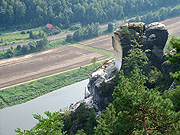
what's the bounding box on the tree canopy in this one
[94,39,180,134]
[95,67,180,135]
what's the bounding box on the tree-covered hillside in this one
[1,0,180,30]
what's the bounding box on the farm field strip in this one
[79,34,113,51]
[161,16,180,37]
[74,44,114,57]
[0,59,108,109]
[0,45,109,89]
[161,16,180,26]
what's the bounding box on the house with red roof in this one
[45,23,56,31]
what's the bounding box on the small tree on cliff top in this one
[91,57,98,69]
[108,23,113,32]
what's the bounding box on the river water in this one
[0,79,89,135]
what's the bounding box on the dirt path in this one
[0,45,108,89]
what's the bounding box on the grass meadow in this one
[0,29,41,46]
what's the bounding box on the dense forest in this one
[1,0,180,30]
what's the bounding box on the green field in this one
[0,29,41,46]
[0,38,69,59]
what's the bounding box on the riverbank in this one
[0,79,89,135]
[0,59,108,109]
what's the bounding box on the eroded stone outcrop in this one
[69,59,118,113]
[69,22,169,113]
[114,22,168,71]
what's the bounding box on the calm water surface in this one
[0,79,88,135]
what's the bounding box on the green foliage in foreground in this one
[16,111,67,135]
[167,37,180,64]
[164,86,180,112]
[94,38,180,134]
[16,67,180,135]
[95,67,180,135]
[68,102,96,134]
[16,103,95,135]
[163,37,180,112]
[0,61,105,109]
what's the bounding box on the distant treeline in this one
[130,5,180,23]
[0,0,180,30]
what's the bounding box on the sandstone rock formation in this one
[114,22,168,71]
[69,22,169,113]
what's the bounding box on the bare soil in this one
[161,16,180,37]
[79,34,113,51]
[0,45,108,89]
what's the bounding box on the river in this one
[0,79,89,135]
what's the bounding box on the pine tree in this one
[95,67,180,135]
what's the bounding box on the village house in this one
[45,23,56,31]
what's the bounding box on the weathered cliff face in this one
[69,60,118,113]
[69,22,169,113]
[114,22,168,71]
[87,60,117,111]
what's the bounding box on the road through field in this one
[0,45,108,89]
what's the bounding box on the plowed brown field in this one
[0,45,108,89]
